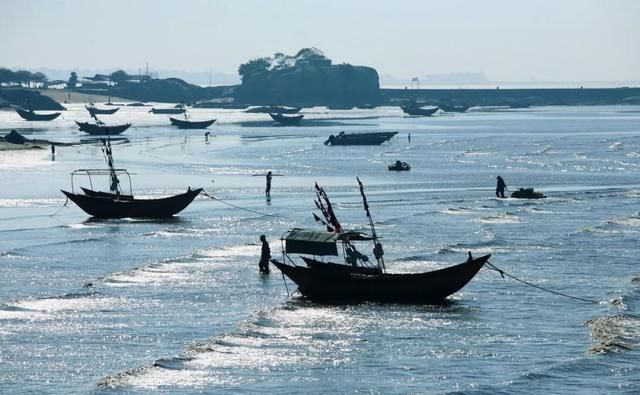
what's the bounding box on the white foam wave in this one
[473,213,522,224]
[13,296,122,313]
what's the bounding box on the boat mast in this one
[100,138,121,195]
[356,177,385,272]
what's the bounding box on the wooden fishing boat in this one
[169,117,216,129]
[269,113,304,125]
[75,121,131,135]
[246,106,301,114]
[388,160,411,171]
[86,105,119,115]
[61,138,201,218]
[149,107,186,114]
[324,131,397,146]
[271,180,490,303]
[15,109,61,121]
[401,106,439,116]
[438,104,470,113]
[272,255,489,303]
[62,188,202,218]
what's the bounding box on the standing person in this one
[265,171,272,197]
[496,175,507,198]
[259,235,270,274]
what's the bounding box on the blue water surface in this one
[0,104,639,394]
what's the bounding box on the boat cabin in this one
[277,228,383,275]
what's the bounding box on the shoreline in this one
[38,89,129,105]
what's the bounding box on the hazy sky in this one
[1,0,639,82]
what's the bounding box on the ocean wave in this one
[440,207,477,216]
[587,314,640,354]
[95,244,257,288]
[0,198,65,208]
[607,215,640,227]
[608,142,623,151]
[473,212,522,224]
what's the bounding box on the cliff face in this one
[235,63,380,106]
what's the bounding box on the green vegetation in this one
[238,48,332,82]
[0,68,48,88]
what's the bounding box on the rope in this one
[48,197,69,217]
[282,272,290,296]
[486,261,600,304]
[201,190,281,218]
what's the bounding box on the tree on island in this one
[235,48,379,106]
[238,47,332,82]
[110,70,130,85]
[68,72,78,88]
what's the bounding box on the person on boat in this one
[259,235,270,274]
[496,175,507,198]
[265,171,272,197]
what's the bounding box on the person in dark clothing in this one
[265,171,272,197]
[259,234,270,274]
[496,175,507,198]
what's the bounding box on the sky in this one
[1,0,639,83]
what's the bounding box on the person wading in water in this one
[496,175,507,198]
[265,171,272,197]
[259,235,270,274]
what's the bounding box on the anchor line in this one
[201,190,281,218]
[49,196,69,217]
[486,261,600,304]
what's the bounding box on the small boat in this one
[15,109,61,121]
[269,113,304,125]
[511,187,545,199]
[388,160,411,171]
[75,121,131,135]
[438,104,470,113]
[401,106,439,116]
[61,138,201,218]
[324,131,397,146]
[169,117,216,129]
[271,180,490,303]
[149,107,186,114]
[86,105,119,115]
[245,106,301,114]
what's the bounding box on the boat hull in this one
[401,106,439,116]
[150,108,186,114]
[169,117,216,129]
[246,106,301,114]
[439,105,470,113]
[272,254,490,303]
[325,132,397,146]
[61,188,202,218]
[86,106,119,115]
[75,121,131,135]
[269,113,304,125]
[15,109,61,121]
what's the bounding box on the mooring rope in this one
[201,190,281,218]
[48,197,69,218]
[486,261,600,304]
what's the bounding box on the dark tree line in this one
[0,68,48,88]
[238,47,333,82]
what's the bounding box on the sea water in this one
[0,104,639,394]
